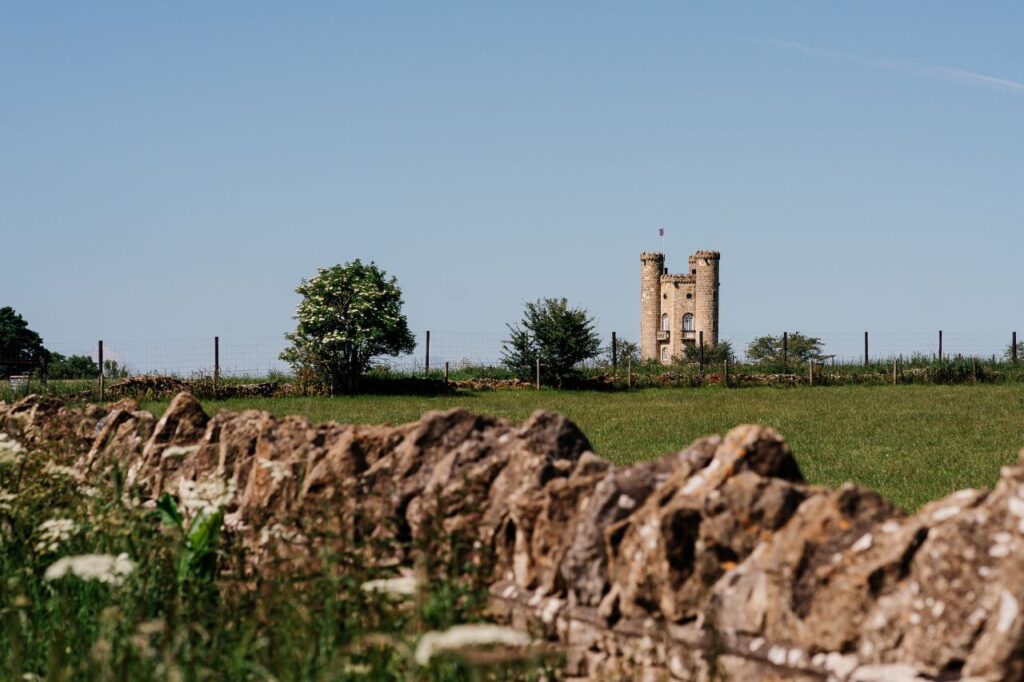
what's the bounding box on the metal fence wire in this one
[12,330,1017,381]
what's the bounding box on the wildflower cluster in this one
[44,553,136,585]
[35,518,77,553]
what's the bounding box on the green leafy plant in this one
[156,493,223,589]
[280,260,416,394]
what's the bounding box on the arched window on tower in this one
[682,314,695,339]
[662,314,669,332]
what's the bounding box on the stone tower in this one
[640,249,720,364]
[640,252,665,362]
[690,250,721,347]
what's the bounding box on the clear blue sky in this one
[3,2,1022,352]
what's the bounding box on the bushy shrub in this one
[502,298,601,387]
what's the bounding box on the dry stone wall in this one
[3,392,1024,681]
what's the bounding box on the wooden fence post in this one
[98,340,104,401]
[724,357,729,387]
[425,330,430,376]
[444,361,449,384]
[611,331,618,374]
[782,332,788,369]
[40,355,47,388]
[808,359,814,386]
[864,331,869,367]
[938,330,943,361]
[214,336,220,397]
[1014,332,1018,364]
[892,357,897,386]
[699,331,705,373]
[535,357,541,391]
[972,357,977,384]
[627,357,632,390]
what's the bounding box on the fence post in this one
[444,361,449,384]
[214,336,220,397]
[938,330,943,362]
[40,355,47,388]
[535,357,541,391]
[1014,332,1018,364]
[972,357,977,384]
[808,359,813,386]
[611,331,618,374]
[98,340,104,401]
[425,331,430,377]
[864,331,869,367]
[724,357,729,387]
[892,357,897,386]
[699,331,705,373]
[782,332,788,369]
[627,357,632,390]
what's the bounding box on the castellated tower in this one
[640,252,665,362]
[640,249,720,364]
[690,250,721,347]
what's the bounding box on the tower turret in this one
[689,250,720,347]
[640,252,665,361]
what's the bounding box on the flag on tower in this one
[658,227,664,237]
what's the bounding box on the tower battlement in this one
[640,249,721,364]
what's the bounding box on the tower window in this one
[682,314,694,332]
[661,314,669,331]
[661,346,669,362]
[686,293,692,300]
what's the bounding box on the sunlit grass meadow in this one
[145,385,1024,512]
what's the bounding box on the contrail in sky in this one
[765,39,1024,94]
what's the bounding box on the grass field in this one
[144,385,1024,511]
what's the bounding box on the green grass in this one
[144,385,1024,511]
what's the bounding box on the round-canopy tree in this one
[280,260,416,393]
[0,306,46,377]
[502,297,601,387]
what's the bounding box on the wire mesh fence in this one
[721,331,1019,364]
[4,330,1020,384]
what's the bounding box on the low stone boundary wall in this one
[2,392,1022,680]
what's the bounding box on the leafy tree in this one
[1006,340,1024,361]
[604,337,640,367]
[683,340,736,364]
[0,307,46,377]
[280,260,416,394]
[746,332,823,364]
[47,353,99,379]
[502,298,601,387]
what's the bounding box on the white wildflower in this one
[414,624,532,666]
[42,462,82,481]
[0,434,25,466]
[44,553,136,585]
[361,576,418,598]
[0,488,16,513]
[178,477,234,517]
[35,518,77,553]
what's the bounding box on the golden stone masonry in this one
[640,250,720,364]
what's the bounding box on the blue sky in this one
[2,2,1022,356]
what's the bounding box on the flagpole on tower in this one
[659,226,665,254]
